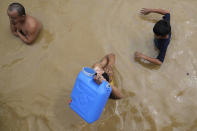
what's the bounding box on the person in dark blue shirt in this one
[135,8,171,65]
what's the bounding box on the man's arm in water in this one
[135,52,162,65]
[99,53,115,68]
[10,23,18,36]
[140,8,170,15]
[110,85,123,99]
[17,21,41,44]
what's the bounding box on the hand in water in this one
[135,51,144,59]
[15,23,22,31]
[140,8,152,15]
[94,74,105,85]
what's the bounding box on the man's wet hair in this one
[8,3,26,16]
[153,20,171,37]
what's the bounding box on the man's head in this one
[7,3,26,24]
[153,20,171,39]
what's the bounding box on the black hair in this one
[153,20,171,37]
[8,3,26,16]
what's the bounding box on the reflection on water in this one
[41,29,54,49]
[1,58,24,69]
[0,0,197,131]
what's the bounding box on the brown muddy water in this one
[1,0,197,131]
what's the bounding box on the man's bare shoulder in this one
[25,15,42,32]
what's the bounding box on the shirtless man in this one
[7,3,42,44]
[92,53,123,99]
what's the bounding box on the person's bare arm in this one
[110,85,123,99]
[17,29,32,44]
[99,55,108,68]
[99,53,115,68]
[102,53,116,81]
[17,22,41,44]
[106,53,115,66]
[140,8,170,15]
[135,52,162,65]
[10,23,18,36]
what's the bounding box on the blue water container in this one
[69,67,112,123]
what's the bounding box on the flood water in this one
[1,0,197,131]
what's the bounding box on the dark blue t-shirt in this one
[154,13,171,62]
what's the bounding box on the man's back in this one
[22,15,42,38]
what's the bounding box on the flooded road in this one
[0,0,197,130]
